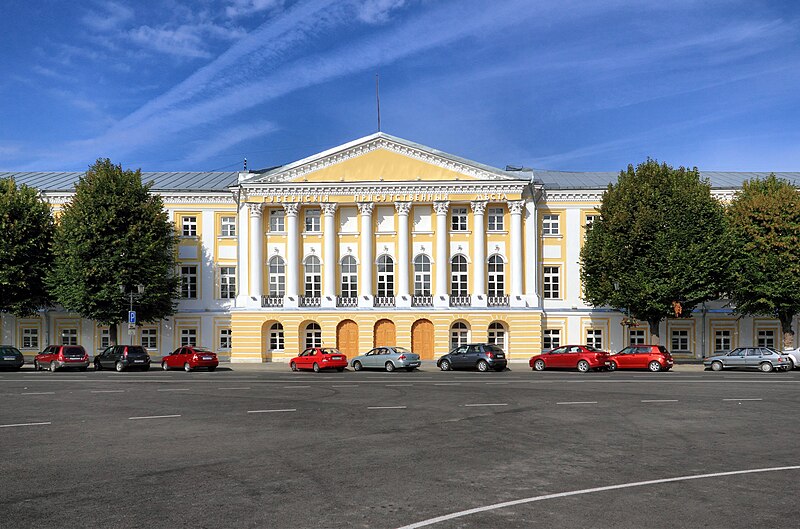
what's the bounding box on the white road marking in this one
[641,399,678,403]
[395,465,800,529]
[90,390,125,393]
[21,392,55,395]
[284,385,310,388]
[368,406,407,410]
[723,398,763,401]
[464,403,508,407]
[386,384,414,387]
[331,385,359,388]
[157,388,190,392]
[218,387,251,390]
[557,401,598,405]
[0,422,51,428]
[247,409,296,414]
[128,415,181,420]
[485,382,509,385]
[434,383,461,386]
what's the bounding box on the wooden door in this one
[336,320,359,358]
[374,319,396,348]
[411,319,435,360]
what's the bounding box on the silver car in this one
[704,347,792,372]
[350,346,421,372]
[782,348,800,369]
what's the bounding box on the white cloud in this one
[357,0,407,24]
[82,0,134,32]
[128,23,245,59]
[182,120,280,164]
[226,0,285,18]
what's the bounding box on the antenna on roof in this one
[375,73,381,132]
[243,158,247,172]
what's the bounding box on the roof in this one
[533,169,800,190]
[0,171,240,192]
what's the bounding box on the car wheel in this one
[439,359,451,371]
[711,361,723,372]
[353,361,362,371]
[208,366,216,372]
[533,359,545,371]
[161,361,169,371]
[760,362,773,373]
[477,360,489,372]
[312,363,320,373]
[577,360,590,373]
[607,361,617,372]
[385,362,395,372]
[648,361,662,372]
[50,361,57,373]
[115,361,124,372]
[94,361,102,371]
[184,362,192,373]
[290,362,298,372]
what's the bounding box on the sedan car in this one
[34,345,89,372]
[607,345,673,372]
[704,347,791,372]
[437,343,507,372]
[530,345,610,373]
[94,345,151,372]
[0,345,24,370]
[290,347,347,372]
[351,346,421,372]
[782,348,800,369]
[161,346,219,372]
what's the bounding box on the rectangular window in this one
[304,209,320,232]
[22,328,39,349]
[629,329,646,345]
[99,328,110,350]
[451,207,468,231]
[671,330,689,352]
[543,266,560,299]
[220,216,236,237]
[141,328,158,350]
[180,329,197,347]
[714,330,731,352]
[181,265,198,299]
[543,329,561,350]
[181,216,197,237]
[487,207,504,231]
[585,214,599,228]
[61,328,78,346]
[269,209,285,232]
[220,266,236,299]
[219,328,232,350]
[270,327,284,352]
[542,214,560,235]
[586,329,603,349]
[757,329,775,349]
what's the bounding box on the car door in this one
[562,346,581,369]
[632,346,652,368]
[166,348,181,368]
[745,348,765,369]
[450,346,468,368]
[547,347,567,368]
[724,348,746,368]
[613,347,635,368]
[97,346,113,368]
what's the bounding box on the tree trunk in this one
[110,322,118,346]
[778,311,794,351]
[648,318,661,341]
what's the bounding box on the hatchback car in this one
[530,345,610,372]
[161,346,219,372]
[34,345,89,372]
[290,347,347,372]
[351,346,421,372]
[94,345,151,372]
[0,345,24,370]
[437,343,507,372]
[704,347,791,372]
[607,345,673,372]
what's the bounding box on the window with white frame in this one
[714,330,732,352]
[543,266,560,299]
[141,328,158,350]
[377,255,394,297]
[757,329,775,349]
[99,328,110,349]
[585,214,599,229]
[450,322,469,349]
[304,256,321,298]
[220,266,236,299]
[340,256,357,297]
[180,328,197,347]
[181,216,197,237]
[488,255,505,297]
[629,329,646,345]
[450,255,468,297]
[22,328,39,349]
[219,328,232,350]
[304,209,320,232]
[61,328,77,345]
[542,214,560,235]
[586,329,603,349]
[413,255,432,296]
[451,207,468,231]
[269,209,285,232]
[305,323,322,349]
[181,265,198,299]
[488,322,506,350]
[270,323,284,352]
[487,207,504,231]
[543,329,560,350]
[220,216,236,237]
[268,256,285,297]
[671,329,690,352]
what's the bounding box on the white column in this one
[395,202,412,308]
[471,200,487,308]
[508,200,525,307]
[433,200,450,308]
[321,203,338,308]
[247,203,264,308]
[525,199,540,307]
[235,198,251,308]
[283,203,300,308]
[358,202,374,308]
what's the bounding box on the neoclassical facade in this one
[2,133,799,361]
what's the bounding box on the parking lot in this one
[1,364,799,528]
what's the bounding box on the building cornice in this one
[42,191,235,205]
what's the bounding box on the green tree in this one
[726,174,800,349]
[0,177,54,316]
[580,159,730,339]
[49,159,180,343]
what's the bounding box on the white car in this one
[782,348,800,369]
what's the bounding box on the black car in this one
[0,345,24,370]
[437,343,508,372]
[94,345,151,372]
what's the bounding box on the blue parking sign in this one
[129,311,136,324]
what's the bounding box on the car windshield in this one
[127,347,146,355]
[584,346,604,352]
[1,347,21,355]
[64,347,84,355]
[485,345,504,354]
[321,348,341,355]
[394,347,411,354]
[193,347,212,353]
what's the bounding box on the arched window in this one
[377,255,395,297]
[340,256,357,297]
[450,322,469,349]
[413,254,431,296]
[450,255,468,297]
[488,255,505,297]
[269,323,284,352]
[304,256,321,298]
[488,322,506,350]
[305,322,322,349]
[268,256,286,297]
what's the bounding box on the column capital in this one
[320,202,338,216]
[433,200,450,216]
[282,202,299,217]
[470,200,488,215]
[507,200,525,215]
[394,201,412,216]
[246,202,263,217]
[357,202,374,215]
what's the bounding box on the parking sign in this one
[129,311,136,324]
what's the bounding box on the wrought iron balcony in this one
[412,295,433,307]
[299,296,321,307]
[449,295,471,307]
[336,296,358,308]
[487,295,509,307]
[374,296,396,308]
[261,295,284,308]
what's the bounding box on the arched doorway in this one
[336,320,359,358]
[374,319,396,347]
[411,319,435,360]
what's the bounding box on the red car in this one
[290,347,347,372]
[34,345,89,372]
[161,346,219,372]
[530,345,610,372]
[607,345,673,372]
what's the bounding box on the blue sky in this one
[1,0,799,173]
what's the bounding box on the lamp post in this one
[120,284,144,344]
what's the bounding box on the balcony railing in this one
[412,295,433,307]
[487,295,509,307]
[262,295,284,308]
[450,295,471,307]
[374,296,396,308]
[299,296,321,307]
[337,296,358,308]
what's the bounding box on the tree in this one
[49,159,180,343]
[726,174,800,349]
[0,177,54,316]
[580,159,730,339]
